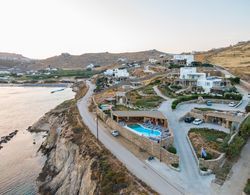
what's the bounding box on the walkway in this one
[153,85,170,100]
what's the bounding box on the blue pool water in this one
[127,124,161,137]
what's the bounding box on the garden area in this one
[158,84,177,98]
[188,128,228,160]
[126,79,164,109]
[127,90,164,109]
[171,92,242,109]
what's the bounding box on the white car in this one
[193,118,203,125]
[248,93,250,98]
[228,102,236,107]
[111,130,119,137]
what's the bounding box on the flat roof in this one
[112,110,167,120]
[205,112,244,123]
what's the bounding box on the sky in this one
[0,0,250,59]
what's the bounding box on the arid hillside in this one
[0,50,166,70]
[195,41,250,81]
[0,52,33,69]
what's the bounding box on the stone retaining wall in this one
[186,134,226,172]
[93,97,179,166]
[199,153,226,171]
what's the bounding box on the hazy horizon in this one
[0,0,250,59]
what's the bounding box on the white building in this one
[180,67,206,80]
[197,77,222,93]
[173,54,194,65]
[86,64,95,69]
[179,67,222,93]
[149,58,158,64]
[104,68,129,78]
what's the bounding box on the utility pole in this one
[96,111,99,141]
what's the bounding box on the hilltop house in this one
[180,67,206,80]
[173,54,194,65]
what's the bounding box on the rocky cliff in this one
[30,83,155,195]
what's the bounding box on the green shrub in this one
[203,152,213,160]
[229,77,240,84]
[167,146,177,154]
[226,135,246,159]
[200,167,208,171]
[246,103,250,113]
[224,92,242,100]
[239,116,250,139]
[244,179,250,195]
[171,163,179,168]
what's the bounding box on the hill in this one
[0,52,33,70]
[0,50,166,71]
[195,41,250,82]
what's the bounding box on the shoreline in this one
[0,83,71,88]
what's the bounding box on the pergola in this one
[112,110,168,127]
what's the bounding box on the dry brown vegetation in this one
[195,41,250,81]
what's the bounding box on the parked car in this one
[206,100,212,106]
[193,118,203,125]
[248,93,250,98]
[184,116,195,123]
[228,102,236,107]
[111,130,119,137]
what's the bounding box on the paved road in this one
[77,81,184,195]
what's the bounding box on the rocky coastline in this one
[29,81,155,195]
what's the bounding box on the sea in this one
[0,86,75,194]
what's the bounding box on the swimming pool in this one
[126,124,161,137]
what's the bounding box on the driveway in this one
[77,81,184,195]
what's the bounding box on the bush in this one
[203,152,213,160]
[224,92,242,100]
[226,135,246,159]
[167,145,177,154]
[200,167,208,171]
[171,163,179,168]
[239,116,250,139]
[246,103,250,113]
[244,179,250,195]
[229,77,240,84]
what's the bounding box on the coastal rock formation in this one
[31,83,155,195]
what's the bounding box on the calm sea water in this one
[0,87,75,194]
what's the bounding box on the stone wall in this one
[93,97,179,166]
[199,153,226,171]
[186,134,225,172]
